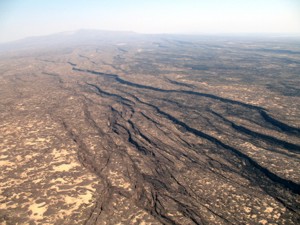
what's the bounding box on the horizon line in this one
[1,29,300,44]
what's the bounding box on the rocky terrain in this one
[0,31,299,224]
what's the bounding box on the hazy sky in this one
[0,0,299,43]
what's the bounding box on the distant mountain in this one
[0,29,150,52]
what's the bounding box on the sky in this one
[0,0,299,43]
